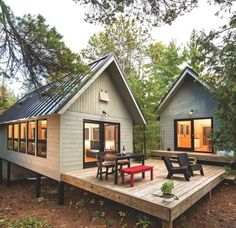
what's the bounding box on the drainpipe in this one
[143,125,147,159]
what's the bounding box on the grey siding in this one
[159,76,218,151]
[61,71,133,172]
[0,115,60,180]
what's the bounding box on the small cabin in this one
[157,67,218,154]
[0,54,146,182]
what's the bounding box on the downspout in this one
[143,124,147,159]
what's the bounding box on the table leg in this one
[151,168,153,180]
[130,174,134,187]
[142,156,145,178]
[121,171,125,184]
[114,161,118,184]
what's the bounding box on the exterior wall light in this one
[102,110,108,117]
[189,110,194,115]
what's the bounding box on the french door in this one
[83,120,120,167]
[174,118,213,153]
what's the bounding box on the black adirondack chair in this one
[177,153,204,176]
[163,157,190,181]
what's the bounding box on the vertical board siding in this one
[0,115,60,180]
[160,77,218,151]
[61,71,133,172]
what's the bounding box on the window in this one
[13,123,19,151]
[7,124,13,150]
[37,120,47,158]
[28,121,36,155]
[19,122,27,153]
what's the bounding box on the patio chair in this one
[163,156,190,181]
[96,152,115,180]
[177,153,204,176]
[105,153,130,173]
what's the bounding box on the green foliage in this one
[197,12,236,157]
[184,30,205,73]
[136,214,152,228]
[0,0,89,88]
[161,181,174,195]
[74,199,86,212]
[36,197,44,203]
[0,215,11,227]
[118,211,126,225]
[105,218,113,227]
[0,78,16,113]
[12,216,51,228]
[93,211,105,220]
[81,16,150,78]
[74,0,198,26]
[0,215,51,228]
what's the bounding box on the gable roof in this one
[157,66,210,114]
[0,54,146,125]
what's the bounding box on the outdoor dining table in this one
[113,153,145,185]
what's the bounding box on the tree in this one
[184,29,205,73]
[81,16,150,78]
[197,13,236,156]
[146,41,186,106]
[0,76,16,113]
[0,0,88,88]
[74,0,233,26]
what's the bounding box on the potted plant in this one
[161,181,174,198]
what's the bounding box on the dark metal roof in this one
[0,54,113,124]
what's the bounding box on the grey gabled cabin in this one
[157,67,218,154]
[0,53,146,182]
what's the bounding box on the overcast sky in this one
[5,0,227,52]
[3,0,231,93]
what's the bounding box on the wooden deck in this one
[61,159,225,228]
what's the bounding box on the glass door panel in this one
[176,120,192,150]
[104,124,119,154]
[84,123,100,164]
[194,119,212,152]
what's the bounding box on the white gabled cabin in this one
[0,54,146,183]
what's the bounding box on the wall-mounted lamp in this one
[102,110,108,117]
[189,110,194,115]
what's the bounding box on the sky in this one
[3,0,230,93]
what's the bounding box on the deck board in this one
[61,159,225,224]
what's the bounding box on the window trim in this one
[7,124,13,150]
[27,120,36,156]
[37,119,47,158]
[19,122,27,153]
[13,123,19,152]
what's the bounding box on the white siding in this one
[61,71,133,172]
[0,115,60,180]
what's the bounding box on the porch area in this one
[151,150,234,165]
[61,159,225,228]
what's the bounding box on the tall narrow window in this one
[13,123,19,151]
[7,124,13,150]
[37,120,47,158]
[19,122,27,153]
[28,121,36,155]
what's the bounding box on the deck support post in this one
[0,158,2,184]
[35,174,41,198]
[6,161,11,187]
[209,190,212,199]
[162,220,173,228]
[58,181,64,205]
